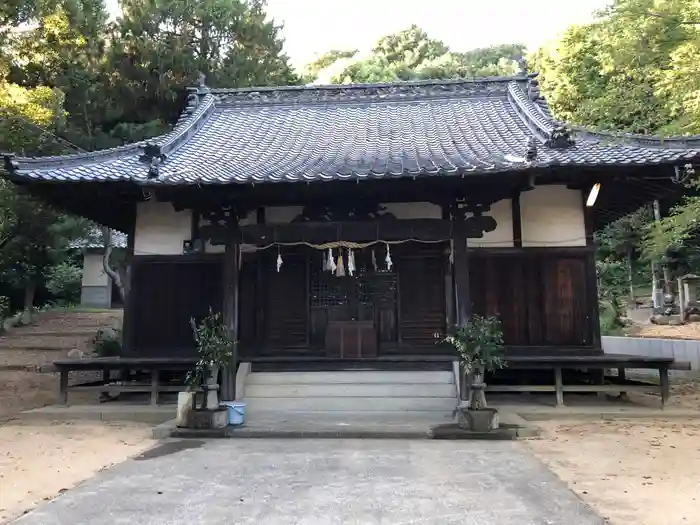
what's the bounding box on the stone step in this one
[245,383,457,398]
[243,396,457,412]
[247,370,455,385]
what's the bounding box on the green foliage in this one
[186,308,236,389]
[439,315,506,374]
[533,0,700,134]
[45,260,83,303]
[301,49,358,83]
[304,25,526,84]
[0,181,92,295]
[93,326,122,357]
[0,295,9,332]
[0,0,296,308]
[597,258,631,334]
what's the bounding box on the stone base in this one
[183,407,228,430]
[429,423,518,440]
[455,407,499,432]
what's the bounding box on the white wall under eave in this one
[82,252,109,286]
[468,198,514,248]
[134,200,192,256]
[520,185,586,247]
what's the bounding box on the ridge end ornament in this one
[545,124,575,149]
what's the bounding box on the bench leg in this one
[554,367,564,407]
[595,368,606,399]
[519,371,531,396]
[59,370,68,405]
[150,370,160,406]
[659,366,670,409]
[617,367,629,400]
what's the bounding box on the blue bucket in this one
[222,402,246,426]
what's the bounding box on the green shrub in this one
[93,327,122,357]
[46,261,83,304]
[0,296,9,333]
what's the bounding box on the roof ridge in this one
[507,81,555,139]
[147,92,217,156]
[213,78,529,107]
[208,73,537,95]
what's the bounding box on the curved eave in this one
[3,91,217,179]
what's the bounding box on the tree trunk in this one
[22,281,36,325]
[101,227,126,302]
[627,250,635,306]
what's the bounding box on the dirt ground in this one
[0,310,122,421]
[2,311,700,525]
[630,321,700,340]
[525,419,700,525]
[0,421,155,524]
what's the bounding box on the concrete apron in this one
[154,409,540,440]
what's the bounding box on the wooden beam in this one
[451,205,471,326]
[121,211,137,356]
[512,192,522,248]
[220,224,240,401]
[582,190,602,350]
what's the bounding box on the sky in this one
[105,0,611,69]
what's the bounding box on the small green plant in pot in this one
[439,315,506,431]
[186,308,235,412]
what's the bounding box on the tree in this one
[597,207,652,304]
[106,0,298,129]
[304,25,526,84]
[533,0,700,298]
[5,0,112,150]
[0,182,91,321]
[532,0,700,134]
[301,49,358,84]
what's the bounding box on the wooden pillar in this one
[220,223,240,401]
[121,209,137,355]
[582,190,602,351]
[451,204,471,326]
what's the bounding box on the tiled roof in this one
[4,75,700,185]
[69,228,127,249]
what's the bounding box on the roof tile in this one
[5,76,700,185]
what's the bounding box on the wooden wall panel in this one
[468,251,595,349]
[264,249,309,349]
[128,256,223,356]
[397,245,446,348]
[238,254,259,349]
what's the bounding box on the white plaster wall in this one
[520,185,585,247]
[81,252,109,286]
[134,200,192,255]
[468,198,514,248]
[382,202,442,219]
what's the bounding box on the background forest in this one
[0,0,698,329]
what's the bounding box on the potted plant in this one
[440,315,506,432]
[178,308,235,429]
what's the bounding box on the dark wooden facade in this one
[123,243,599,359]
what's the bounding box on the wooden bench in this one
[51,357,197,406]
[485,353,691,407]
